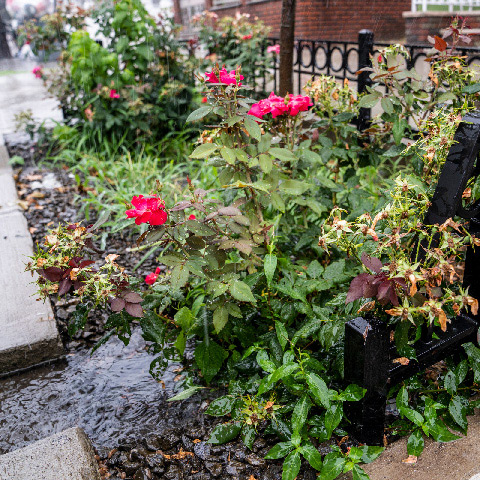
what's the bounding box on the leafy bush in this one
[34,0,197,145]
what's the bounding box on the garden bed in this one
[4,135,326,480]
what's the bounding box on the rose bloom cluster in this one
[205,68,244,86]
[248,92,313,119]
[125,195,167,225]
[32,66,43,79]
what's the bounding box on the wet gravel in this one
[4,134,321,480]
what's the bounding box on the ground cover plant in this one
[25,19,480,480]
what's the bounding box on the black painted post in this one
[357,29,374,132]
[344,317,389,445]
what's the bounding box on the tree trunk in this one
[0,0,11,59]
[278,0,296,96]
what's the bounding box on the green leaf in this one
[321,452,346,480]
[174,331,186,355]
[407,429,424,457]
[325,403,343,438]
[258,363,300,395]
[338,384,367,402]
[359,445,384,463]
[174,307,194,331]
[352,465,370,480]
[190,143,218,159]
[358,91,381,108]
[271,191,285,212]
[186,106,212,123]
[221,146,236,165]
[207,422,241,444]
[392,117,408,145]
[292,394,312,434]
[437,91,457,103]
[265,441,294,459]
[301,442,323,470]
[282,450,301,480]
[396,386,409,410]
[275,321,289,350]
[464,342,480,382]
[306,372,330,409]
[167,386,205,401]
[140,310,165,344]
[269,147,297,162]
[195,340,227,384]
[307,260,324,279]
[444,370,457,396]
[462,82,480,94]
[292,318,325,346]
[399,406,424,427]
[229,280,256,303]
[213,305,229,333]
[381,97,394,114]
[205,395,235,416]
[241,424,256,450]
[244,116,262,141]
[186,220,216,236]
[171,264,189,291]
[279,179,311,195]
[455,360,468,385]
[256,350,276,373]
[259,154,273,173]
[449,396,468,431]
[264,254,277,285]
[426,417,460,442]
[68,304,89,336]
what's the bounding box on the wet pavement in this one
[0,59,62,135]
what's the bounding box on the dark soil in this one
[5,134,321,480]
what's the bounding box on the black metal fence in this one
[266,30,480,94]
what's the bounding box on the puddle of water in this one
[0,329,181,454]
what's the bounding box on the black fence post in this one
[344,316,389,445]
[357,29,374,132]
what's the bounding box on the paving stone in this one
[0,427,101,479]
[339,413,480,480]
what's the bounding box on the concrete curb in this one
[0,427,101,479]
[0,140,63,374]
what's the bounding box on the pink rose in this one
[32,66,43,79]
[126,195,168,226]
[287,95,313,116]
[267,44,280,55]
[242,34,253,40]
[109,89,120,99]
[205,70,219,83]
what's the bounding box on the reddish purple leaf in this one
[40,267,64,282]
[123,291,143,303]
[125,302,144,318]
[361,252,383,274]
[58,278,73,296]
[346,273,371,304]
[110,297,126,312]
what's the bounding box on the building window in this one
[412,0,480,12]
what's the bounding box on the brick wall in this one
[206,0,411,41]
[404,12,480,44]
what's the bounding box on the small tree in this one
[279,0,295,95]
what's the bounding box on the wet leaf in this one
[320,453,346,480]
[292,394,312,434]
[306,372,330,409]
[190,143,218,159]
[195,340,227,384]
[407,429,424,457]
[207,422,241,444]
[229,280,256,303]
[282,450,301,480]
[264,254,277,285]
[241,424,256,450]
[265,441,293,459]
[167,386,206,402]
[205,395,235,416]
[301,442,323,470]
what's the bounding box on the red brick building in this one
[177,0,412,42]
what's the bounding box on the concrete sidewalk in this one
[0,139,63,374]
[0,65,62,135]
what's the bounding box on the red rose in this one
[126,195,168,226]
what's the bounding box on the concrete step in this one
[0,427,101,480]
[0,143,63,374]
